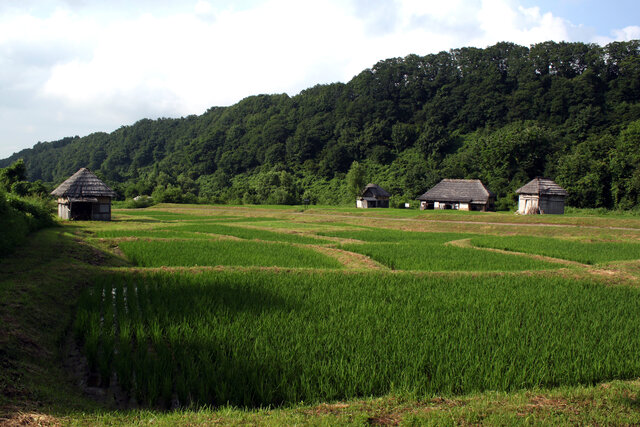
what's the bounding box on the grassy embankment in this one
[2,204,640,425]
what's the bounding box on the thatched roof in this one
[417,179,494,203]
[51,168,117,198]
[516,177,568,196]
[360,183,391,198]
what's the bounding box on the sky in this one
[0,0,639,159]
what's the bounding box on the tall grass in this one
[118,239,342,268]
[74,270,640,408]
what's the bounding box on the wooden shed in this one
[516,177,567,215]
[417,179,495,211]
[356,183,391,208]
[51,168,117,221]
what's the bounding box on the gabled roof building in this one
[51,168,117,220]
[516,177,567,215]
[417,179,495,211]
[356,183,391,208]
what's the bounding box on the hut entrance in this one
[70,202,93,220]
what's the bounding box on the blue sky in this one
[521,0,639,36]
[0,0,638,159]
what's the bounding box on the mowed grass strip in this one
[118,239,342,268]
[74,270,640,408]
[471,235,640,265]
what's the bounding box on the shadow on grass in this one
[77,270,298,409]
[0,223,301,418]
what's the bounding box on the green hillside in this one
[2,40,640,209]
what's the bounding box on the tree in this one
[0,159,27,192]
[611,119,640,209]
[346,161,366,201]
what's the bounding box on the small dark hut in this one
[417,179,495,211]
[516,177,567,215]
[51,168,117,220]
[356,183,391,208]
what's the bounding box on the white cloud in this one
[612,25,640,41]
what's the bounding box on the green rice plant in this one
[94,229,209,239]
[74,270,640,408]
[317,227,428,242]
[171,223,331,244]
[118,239,342,269]
[115,210,208,221]
[470,235,640,264]
[340,240,558,271]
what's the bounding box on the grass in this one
[171,223,332,244]
[73,269,640,408]
[118,239,342,268]
[94,228,208,239]
[4,204,640,425]
[317,228,559,271]
[340,241,558,271]
[471,235,640,265]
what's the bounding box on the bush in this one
[0,191,56,257]
[6,195,56,231]
[119,196,156,209]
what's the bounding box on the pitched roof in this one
[417,179,494,203]
[51,168,117,198]
[360,183,391,198]
[516,177,568,196]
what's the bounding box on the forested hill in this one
[3,40,640,209]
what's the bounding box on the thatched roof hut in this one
[417,179,495,211]
[51,168,117,220]
[356,183,391,208]
[516,177,567,214]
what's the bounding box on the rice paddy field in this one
[56,204,640,415]
[6,204,639,424]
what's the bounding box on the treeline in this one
[2,40,640,209]
[0,160,56,257]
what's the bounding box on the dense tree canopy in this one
[2,40,640,209]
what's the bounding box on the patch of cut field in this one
[307,245,389,270]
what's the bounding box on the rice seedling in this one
[319,229,557,271]
[171,223,331,244]
[340,240,558,271]
[118,239,343,268]
[470,235,640,264]
[74,270,640,408]
[94,229,207,239]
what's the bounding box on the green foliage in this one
[345,161,366,201]
[74,270,640,407]
[0,159,26,191]
[118,195,156,209]
[0,161,56,257]
[3,41,640,209]
[0,189,30,256]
